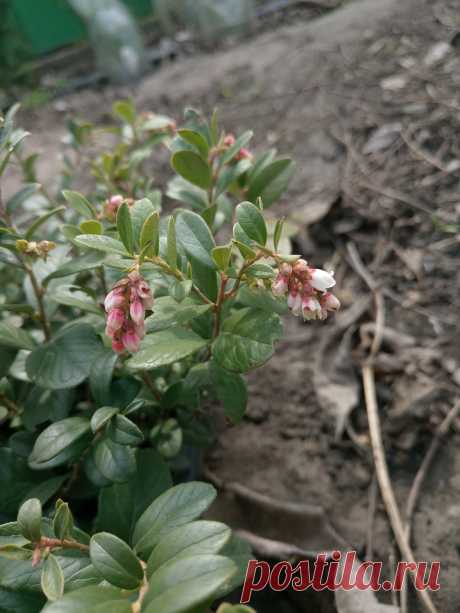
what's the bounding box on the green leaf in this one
[29,436,91,471]
[169,279,192,303]
[145,296,212,333]
[166,216,177,270]
[177,129,209,159]
[51,285,102,315]
[25,206,65,240]
[140,211,159,258]
[112,100,136,124]
[53,502,74,541]
[232,239,256,260]
[175,210,217,300]
[133,482,217,555]
[29,417,91,464]
[26,324,102,389]
[0,322,35,350]
[142,554,236,613]
[93,436,136,483]
[147,521,231,576]
[107,415,143,446]
[90,532,143,590]
[247,158,295,207]
[89,348,119,406]
[220,130,253,165]
[62,190,96,219]
[210,361,247,424]
[237,285,288,315]
[116,202,134,255]
[43,252,106,285]
[217,604,256,613]
[131,198,158,246]
[42,586,131,612]
[41,554,64,601]
[171,150,212,189]
[79,220,102,235]
[212,308,282,373]
[235,201,267,245]
[0,588,45,613]
[95,449,172,544]
[211,244,232,271]
[91,406,119,433]
[273,217,284,251]
[17,498,42,542]
[6,183,41,215]
[127,328,208,371]
[75,235,129,257]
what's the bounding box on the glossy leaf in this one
[62,190,96,219]
[210,361,247,423]
[171,151,212,189]
[75,235,129,257]
[133,482,217,555]
[235,201,267,244]
[127,328,208,371]
[143,554,236,613]
[0,322,35,351]
[90,532,143,590]
[41,554,64,601]
[116,202,134,255]
[29,417,91,464]
[17,498,42,542]
[147,521,231,575]
[26,324,102,389]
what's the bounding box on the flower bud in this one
[302,296,322,320]
[322,292,341,312]
[111,338,125,353]
[104,288,125,312]
[122,327,141,353]
[129,298,144,325]
[223,134,236,147]
[287,290,302,316]
[106,307,125,332]
[235,147,253,161]
[272,275,288,297]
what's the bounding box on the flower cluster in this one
[104,271,154,353]
[223,134,253,161]
[16,239,56,260]
[272,259,340,320]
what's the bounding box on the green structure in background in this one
[9,0,153,58]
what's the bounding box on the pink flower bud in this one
[310,268,336,292]
[130,298,145,325]
[112,338,125,353]
[106,307,125,332]
[122,327,141,353]
[287,291,302,316]
[293,259,309,274]
[224,134,236,147]
[235,147,253,161]
[322,292,341,312]
[104,288,125,312]
[302,296,322,320]
[272,275,288,297]
[279,262,292,276]
[142,294,154,310]
[136,280,152,300]
[134,320,145,339]
[109,195,124,207]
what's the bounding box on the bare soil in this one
[7,0,460,611]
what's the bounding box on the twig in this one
[349,241,438,613]
[24,262,51,341]
[365,474,378,560]
[212,274,227,339]
[235,529,335,561]
[140,372,162,402]
[39,536,89,553]
[400,400,460,613]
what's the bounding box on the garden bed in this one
[4,0,460,611]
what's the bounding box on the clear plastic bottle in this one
[68,0,146,82]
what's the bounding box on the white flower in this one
[310,269,336,292]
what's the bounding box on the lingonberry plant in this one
[0,101,338,611]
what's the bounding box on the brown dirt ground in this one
[6,0,460,611]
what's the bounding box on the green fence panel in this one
[10,0,153,57]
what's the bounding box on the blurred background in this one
[2,1,460,611]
